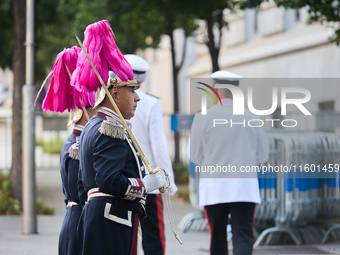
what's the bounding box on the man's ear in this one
[110,89,119,102]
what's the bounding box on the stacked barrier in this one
[255,131,340,245]
[179,131,340,245]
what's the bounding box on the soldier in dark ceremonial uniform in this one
[125,54,178,255]
[33,45,96,255]
[77,72,166,255]
[59,107,96,255]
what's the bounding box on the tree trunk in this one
[206,17,220,72]
[167,13,181,164]
[10,0,26,203]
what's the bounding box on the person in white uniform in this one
[125,54,178,255]
[190,70,269,255]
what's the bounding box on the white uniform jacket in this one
[130,89,178,196]
[190,98,269,207]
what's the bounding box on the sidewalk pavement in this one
[1,169,340,255]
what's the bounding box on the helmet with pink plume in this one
[70,20,135,94]
[35,46,95,113]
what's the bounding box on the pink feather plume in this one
[35,46,95,112]
[71,20,134,93]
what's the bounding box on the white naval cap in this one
[124,54,150,72]
[211,70,243,86]
[124,54,150,85]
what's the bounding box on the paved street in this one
[1,169,340,254]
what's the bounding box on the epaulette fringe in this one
[99,120,125,140]
[68,144,79,160]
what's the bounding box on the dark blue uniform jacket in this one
[79,114,146,216]
[59,129,84,255]
[60,131,82,205]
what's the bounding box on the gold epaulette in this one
[98,120,125,140]
[68,143,79,160]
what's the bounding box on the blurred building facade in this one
[140,1,340,161]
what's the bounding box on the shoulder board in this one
[68,143,79,160]
[99,120,125,140]
[145,92,159,99]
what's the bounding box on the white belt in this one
[67,201,78,208]
[87,187,114,201]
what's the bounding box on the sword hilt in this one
[149,167,170,193]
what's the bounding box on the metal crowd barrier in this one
[255,131,340,245]
[178,162,208,233]
[179,131,340,246]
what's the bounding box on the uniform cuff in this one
[123,178,146,205]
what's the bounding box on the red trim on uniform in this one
[129,213,139,255]
[124,178,146,204]
[156,194,166,254]
[204,207,212,255]
[72,129,81,134]
[97,112,107,117]
[88,190,100,197]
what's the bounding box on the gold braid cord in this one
[153,168,183,244]
[109,77,138,88]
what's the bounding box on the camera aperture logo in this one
[196,82,312,128]
[196,82,222,115]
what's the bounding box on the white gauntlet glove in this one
[142,168,166,193]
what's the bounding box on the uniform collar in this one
[97,106,132,129]
[73,124,84,134]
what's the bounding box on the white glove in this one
[142,168,166,193]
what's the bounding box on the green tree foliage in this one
[0,173,21,214]
[35,0,194,85]
[187,0,237,72]
[1,0,339,80]
[275,0,340,45]
[187,0,265,72]
[36,0,59,83]
[0,0,13,68]
[0,172,54,215]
